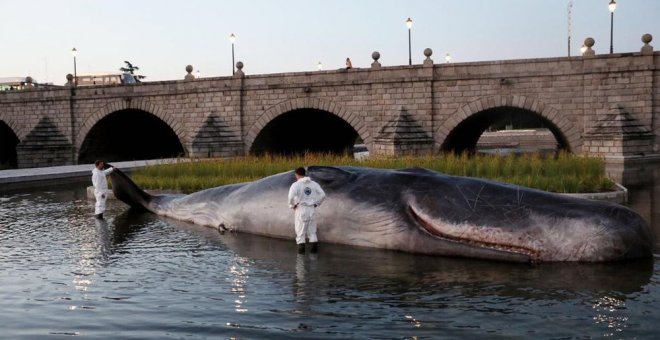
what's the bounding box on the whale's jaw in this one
[408,203,648,262]
[409,205,536,262]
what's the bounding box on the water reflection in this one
[94,218,111,262]
[607,160,660,249]
[293,254,308,304]
[592,294,629,337]
[229,256,250,313]
[70,210,149,269]
[108,210,151,252]
[160,218,655,337]
[1,185,659,338]
[170,220,654,300]
[293,253,320,313]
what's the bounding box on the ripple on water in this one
[1,186,660,338]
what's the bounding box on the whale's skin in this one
[109,165,653,263]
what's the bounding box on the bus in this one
[0,77,56,91]
[75,73,140,86]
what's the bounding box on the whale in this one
[108,165,652,263]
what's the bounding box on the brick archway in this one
[75,99,186,152]
[434,95,581,152]
[245,98,371,152]
[0,114,24,141]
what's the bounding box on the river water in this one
[0,168,659,339]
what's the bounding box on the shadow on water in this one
[142,212,654,301]
[608,160,660,250]
[109,209,153,246]
[93,209,152,260]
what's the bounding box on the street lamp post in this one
[229,33,236,74]
[406,17,413,65]
[609,0,616,54]
[71,47,78,86]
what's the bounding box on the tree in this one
[119,61,146,81]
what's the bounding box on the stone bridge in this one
[0,35,658,169]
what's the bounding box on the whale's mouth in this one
[408,205,540,261]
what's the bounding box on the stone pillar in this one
[371,51,381,69]
[234,61,245,78]
[184,65,195,81]
[65,74,74,87]
[233,61,245,142]
[373,107,434,156]
[641,33,653,55]
[582,104,654,159]
[190,114,245,158]
[582,37,595,57]
[16,117,74,168]
[423,48,433,67]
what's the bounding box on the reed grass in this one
[131,152,614,193]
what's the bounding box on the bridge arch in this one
[76,99,186,153]
[0,118,20,169]
[435,95,581,153]
[0,113,24,141]
[245,98,372,155]
[77,100,186,163]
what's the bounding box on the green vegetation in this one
[131,153,615,194]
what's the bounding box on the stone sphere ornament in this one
[584,37,595,48]
[642,33,652,44]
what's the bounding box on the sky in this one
[1,0,658,84]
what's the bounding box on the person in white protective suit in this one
[288,167,326,254]
[91,160,115,219]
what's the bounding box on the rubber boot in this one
[309,242,318,254]
[297,243,305,254]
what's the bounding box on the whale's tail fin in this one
[107,165,153,211]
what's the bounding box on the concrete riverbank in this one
[0,159,181,191]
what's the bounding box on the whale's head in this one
[308,166,652,263]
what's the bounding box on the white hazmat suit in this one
[288,177,326,245]
[92,166,114,216]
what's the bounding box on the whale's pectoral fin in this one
[107,165,153,211]
[307,166,354,187]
